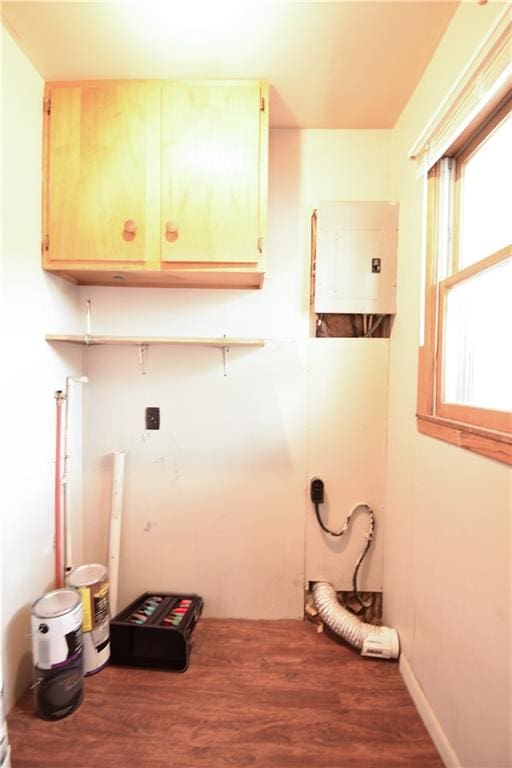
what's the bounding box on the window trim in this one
[416,102,512,465]
[408,9,512,168]
[435,248,512,433]
[452,98,511,272]
[416,413,512,465]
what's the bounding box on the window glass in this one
[458,112,512,270]
[443,256,512,412]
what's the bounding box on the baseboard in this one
[399,653,460,768]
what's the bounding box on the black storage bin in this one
[109,592,203,671]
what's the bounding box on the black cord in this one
[314,501,376,610]
[314,501,344,536]
[351,517,375,610]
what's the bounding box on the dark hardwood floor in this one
[7,619,443,768]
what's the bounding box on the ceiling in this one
[1,1,459,129]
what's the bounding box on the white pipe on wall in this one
[63,376,88,577]
[108,451,126,617]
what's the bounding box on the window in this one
[417,95,512,464]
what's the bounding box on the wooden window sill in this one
[416,413,512,465]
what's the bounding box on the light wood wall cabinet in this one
[42,80,268,289]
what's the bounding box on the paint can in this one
[67,564,110,675]
[1,676,11,768]
[31,588,84,720]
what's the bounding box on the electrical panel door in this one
[314,202,398,314]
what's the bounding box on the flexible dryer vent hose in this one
[312,581,400,660]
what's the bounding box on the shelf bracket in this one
[222,337,230,378]
[138,344,148,376]
[85,299,92,345]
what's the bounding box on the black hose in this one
[314,501,376,610]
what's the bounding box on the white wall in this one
[384,4,511,767]
[1,20,394,699]
[81,128,394,615]
[300,132,392,591]
[1,25,83,710]
[306,339,389,589]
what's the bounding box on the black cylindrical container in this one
[31,588,84,720]
[33,652,84,721]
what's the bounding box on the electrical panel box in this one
[314,202,398,315]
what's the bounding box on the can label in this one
[33,651,84,720]
[83,617,110,675]
[31,602,82,670]
[80,578,109,632]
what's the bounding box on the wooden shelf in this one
[45,334,265,348]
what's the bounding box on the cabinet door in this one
[161,82,263,264]
[45,83,160,265]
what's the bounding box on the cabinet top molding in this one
[45,79,267,88]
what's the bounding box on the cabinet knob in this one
[165,220,179,243]
[123,219,137,239]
